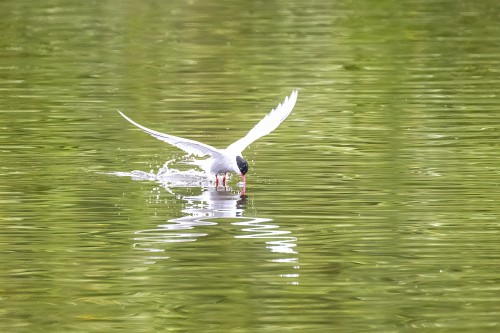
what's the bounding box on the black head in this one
[236,156,248,175]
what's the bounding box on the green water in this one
[1,0,499,332]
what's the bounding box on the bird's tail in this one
[181,157,212,175]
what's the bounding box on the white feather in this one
[117,111,220,157]
[227,90,297,154]
[118,90,298,177]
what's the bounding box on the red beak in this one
[240,174,246,195]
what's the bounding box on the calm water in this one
[1,0,500,332]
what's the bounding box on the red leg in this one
[222,173,226,187]
[215,175,219,187]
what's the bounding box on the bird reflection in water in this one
[130,168,299,284]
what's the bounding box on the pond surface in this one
[1,0,499,332]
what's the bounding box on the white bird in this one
[118,90,298,188]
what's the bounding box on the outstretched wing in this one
[226,90,297,153]
[118,111,220,157]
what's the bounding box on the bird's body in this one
[207,150,237,175]
[118,90,298,187]
[193,149,241,176]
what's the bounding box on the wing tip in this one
[282,90,298,106]
[284,89,298,109]
[117,110,128,119]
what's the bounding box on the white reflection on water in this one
[117,164,299,283]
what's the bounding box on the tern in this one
[118,90,298,188]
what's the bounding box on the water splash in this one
[110,159,247,191]
[110,159,210,187]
